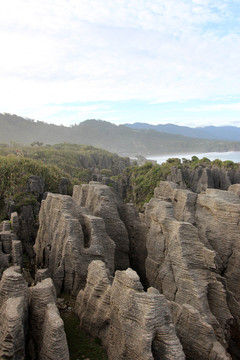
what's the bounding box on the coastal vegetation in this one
[118,156,240,209]
[0,142,129,220]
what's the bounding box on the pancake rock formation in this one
[144,181,240,359]
[34,192,115,295]
[75,260,185,360]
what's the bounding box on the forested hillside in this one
[1,113,240,156]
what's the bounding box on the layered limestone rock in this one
[75,260,185,360]
[228,183,240,197]
[10,211,19,234]
[168,165,240,193]
[144,189,233,359]
[12,240,23,268]
[0,217,23,277]
[29,277,69,360]
[72,182,130,270]
[34,193,115,295]
[144,181,240,358]
[195,188,240,349]
[154,181,197,224]
[0,241,9,277]
[119,202,148,284]
[0,297,27,360]
[0,267,28,360]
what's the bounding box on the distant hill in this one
[124,122,240,142]
[1,113,240,156]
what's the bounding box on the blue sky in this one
[0,0,240,127]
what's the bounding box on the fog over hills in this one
[1,113,240,156]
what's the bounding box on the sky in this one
[0,0,240,127]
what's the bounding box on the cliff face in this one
[0,267,69,360]
[34,192,115,295]
[144,181,240,359]
[72,182,130,270]
[168,165,240,193]
[75,260,185,360]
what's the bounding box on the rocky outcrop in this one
[120,202,148,284]
[144,197,232,359]
[0,267,28,360]
[29,277,69,359]
[75,260,185,360]
[73,182,130,270]
[195,188,240,352]
[34,193,115,295]
[12,240,23,268]
[26,175,45,199]
[0,266,69,360]
[0,218,23,277]
[144,181,240,359]
[228,183,240,197]
[168,165,240,193]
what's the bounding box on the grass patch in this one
[61,311,108,360]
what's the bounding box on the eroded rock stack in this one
[144,181,240,359]
[29,278,69,359]
[0,266,69,360]
[35,182,147,294]
[0,267,28,359]
[34,192,115,295]
[73,182,130,270]
[0,214,23,278]
[168,165,240,193]
[75,260,185,360]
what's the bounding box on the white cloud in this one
[0,0,239,124]
[187,103,240,112]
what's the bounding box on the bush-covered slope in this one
[0,143,130,220]
[1,114,240,156]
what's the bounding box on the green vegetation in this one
[0,142,129,220]
[0,155,68,200]
[61,312,107,360]
[120,156,240,210]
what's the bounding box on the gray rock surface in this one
[12,240,23,268]
[0,296,27,360]
[144,183,235,359]
[73,182,130,270]
[26,175,45,198]
[195,188,240,350]
[228,183,240,197]
[167,165,240,193]
[34,193,115,295]
[39,302,69,360]
[144,181,240,359]
[10,211,19,234]
[29,277,69,360]
[0,267,28,360]
[75,260,185,360]
[119,202,148,284]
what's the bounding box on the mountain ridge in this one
[124,122,240,141]
[1,113,240,156]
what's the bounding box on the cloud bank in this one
[0,0,239,125]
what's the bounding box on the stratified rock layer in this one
[144,181,240,359]
[34,193,115,295]
[75,260,185,360]
[0,267,28,360]
[73,182,130,270]
[29,277,69,360]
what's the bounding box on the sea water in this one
[148,151,240,165]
